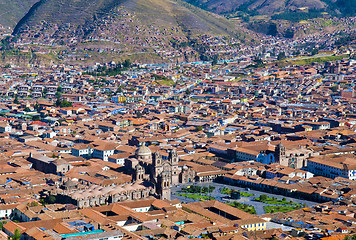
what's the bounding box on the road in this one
[171,182,318,215]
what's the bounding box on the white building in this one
[307,155,356,180]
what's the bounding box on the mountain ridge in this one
[184,0,355,18]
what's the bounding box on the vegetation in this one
[228,201,256,214]
[220,187,254,197]
[55,99,72,108]
[0,220,6,230]
[277,52,286,61]
[177,193,215,201]
[272,9,324,22]
[181,185,215,194]
[195,126,203,132]
[277,54,349,67]
[27,201,39,207]
[248,57,265,68]
[9,228,22,240]
[13,95,19,104]
[84,60,131,76]
[152,74,175,86]
[255,195,304,207]
[344,234,356,240]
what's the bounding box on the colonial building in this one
[125,145,179,200]
[275,143,315,169]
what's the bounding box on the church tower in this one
[153,151,163,181]
[135,164,145,181]
[275,143,288,166]
[169,149,179,185]
[159,171,171,200]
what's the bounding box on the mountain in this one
[184,0,356,18]
[0,0,39,27]
[9,0,253,64]
[13,0,240,36]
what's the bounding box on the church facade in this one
[127,145,180,200]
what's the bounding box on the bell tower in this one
[159,171,171,200]
[169,149,179,185]
[135,164,145,181]
[275,143,288,166]
[153,151,163,181]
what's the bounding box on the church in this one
[124,145,180,200]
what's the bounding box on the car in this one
[245,188,250,191]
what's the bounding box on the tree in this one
[48,195,56,204]
[34,102,40,111]
[13,95,19,104]
[331,85,338,92]
[32,115,40,121]
[259,194,268,201]
[195,126,203,132]
[211,55,218,66]
[28,201,39,207]
[344,235,356,240]
[55,99,72,108]
[311,48,319,56]
[12,228,21,240]
[252,57,264,68]
[293,50,301,56]
[122,59,131,68]
[277,52,286,61]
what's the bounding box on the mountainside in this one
[9,0,253,64]
[13,0,239,36]
[0,0,39,27]
[184,0,355,17]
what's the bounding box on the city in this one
[0,0,355,240]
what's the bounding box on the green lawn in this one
[157,79,175,86]
[181,185,215,194]
[280,54,349,66]
[254,195,300,206]
[176,193,215,201]
[228,201,256,214]
[240,192,254,197]
[264,205,302,213]
[220,187,254,197]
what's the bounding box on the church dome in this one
[136,145,152,157]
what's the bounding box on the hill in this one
[10,0,253,64]
[184,0,356,19]
[13,0,240,36]
[0,0,39,27]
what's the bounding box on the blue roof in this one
[61,229,104,238]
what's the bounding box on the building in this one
[28,153,72,175]
[307,155,356,180]
[125,146,179,200]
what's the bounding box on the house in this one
[92,144,116,161]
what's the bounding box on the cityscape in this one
[0,0,355,240]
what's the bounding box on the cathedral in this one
[125,145,180,200]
